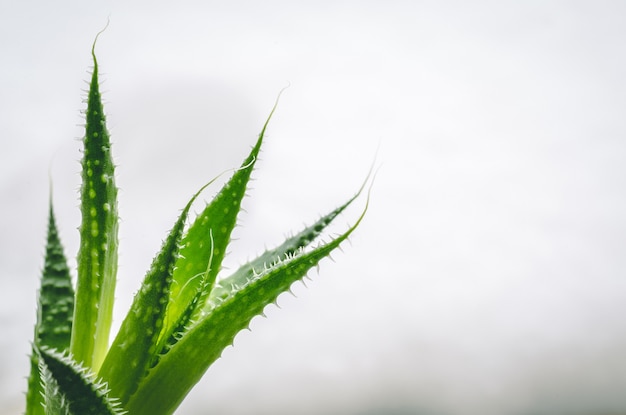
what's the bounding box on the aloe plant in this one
[25,36,369,415]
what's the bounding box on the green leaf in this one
[37,347,126,415]
[70,38,119,371]
[37,199,75,349]
[25,348,47,415]
[40,356,72,415]
[99,181,212,405]
[162,101,277,339]
[150,229,214,368]
[124,197,369,415]
[207,185,365,312]
[26,198,75,415]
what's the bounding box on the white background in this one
[2,1,626,414]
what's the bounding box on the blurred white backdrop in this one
[2,1,626,414]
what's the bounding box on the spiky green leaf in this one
[26,199,75,415]
[70,40,119,371]
[26,346,48,415]
[151,230,214,368]
[37,347,126,415]
[37,200,75,349]
[208,187,364,312]
[40,355,72,415]
[163,103,277,338]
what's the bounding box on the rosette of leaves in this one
[25,38,369,415]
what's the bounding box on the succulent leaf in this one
[70,40,119,371]
[40,357,73,415]
[26,198,75,415]
[26,348,46,415]
[37,347,126,415]
[163,103,277,339]
[38,200,75,349]
[208,185,366,311]
[151,229,214,367]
